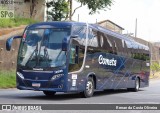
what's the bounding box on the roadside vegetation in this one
[150,62,160,79]
[0,70,16,88]
[0,17,38,28]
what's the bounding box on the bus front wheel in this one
[81,77,94,98]
[43,91,56,97]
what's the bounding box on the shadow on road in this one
[2,89,145,101]
[93,89,144,97]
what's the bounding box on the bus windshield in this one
[17,28,70,70]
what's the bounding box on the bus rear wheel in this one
[81,77,94,98]
[43,91,56,97]
[134,78,140,92]
[127,78,140,92]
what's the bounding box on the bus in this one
[6,22,150,98]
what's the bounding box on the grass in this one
[0,70,16,88]
[0,17,39,28]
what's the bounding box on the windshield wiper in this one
[55,50,63,61]
[43,47,50,67]
[26,43,39,67]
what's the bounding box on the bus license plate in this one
[32,83,41,87]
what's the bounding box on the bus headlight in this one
[51,74,64,80]
[17,72,24,79]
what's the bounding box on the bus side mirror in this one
[6,36,22,51]
[62,35,78,51]
[62,36,70,51]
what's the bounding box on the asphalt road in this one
[0,79,160,113]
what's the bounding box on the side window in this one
[88,28,98,48]
[104,35,115,54]
[115,38,123,56]
[141,46,147,61]
[132,42,145,60]
[114,40,118,55]
[68,25,86,72]
[97,32,114,53]
[87,28,99,54]
[123,40,128,57]
[145,48,150,61]
[87,28,114,54]
[125,40,133,57]
[87,29,119,55]
[138,45,149,61]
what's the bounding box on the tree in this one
[24,0,36,18]
[69,0,113,20]
[151,62,160,72]
[46,0,113,21]
[46,0,69,21]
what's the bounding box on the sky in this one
[72,0,160,42]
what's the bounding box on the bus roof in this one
[27,21,149,50]
[89,24,149,50]
[27,21,86,29]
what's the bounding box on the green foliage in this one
[0,70,16,88]
[46,0,113,21]
[0,17,38,28]
[151,62,160,72]
[76,0,113,14]
[46,0,69,21]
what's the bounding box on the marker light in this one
[23,30,27,39]
[23,33,26,39]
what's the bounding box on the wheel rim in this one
[86,81,93,94]
[136,79,139,90]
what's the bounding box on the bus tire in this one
[134,78,140,92]
[81,77,94,98]
[43,91,56,96]
[127,78,140,92]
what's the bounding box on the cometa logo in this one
[98,55,117,66]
